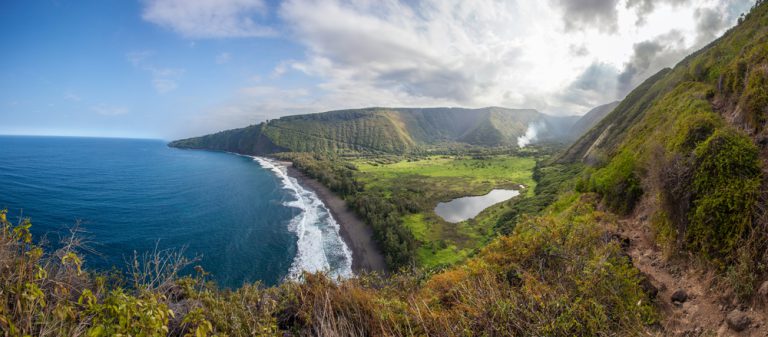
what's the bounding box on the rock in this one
[638,273,659,299]
[604,233,631,250]
[758,281,768,298]
[168,299,201,334]
[506,269,522,287]
[671,289,688,304]
[726,309,751,332]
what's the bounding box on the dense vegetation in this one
[566,0,768,298]
[276,148,564,269]
[0,190,656,336]
[170,107,579,155]
[168,124,285,155]
[494,162,584,235]
[5,2,768,335]
[353,154,538,267]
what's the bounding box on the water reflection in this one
[435,189,520,223]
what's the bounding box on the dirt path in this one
[617,216,768,336]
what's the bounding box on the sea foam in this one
[252,157,354,280]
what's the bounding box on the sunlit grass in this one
[355,155,537,266]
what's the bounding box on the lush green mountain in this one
[567,101,620,140]
[170,107,578,154]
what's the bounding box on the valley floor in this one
[353,154,538,267]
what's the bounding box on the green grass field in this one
[354,155,537,267]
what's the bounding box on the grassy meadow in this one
[353,155,537,267]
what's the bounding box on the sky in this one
[0,0,755,139]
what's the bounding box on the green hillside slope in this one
[563,0,768,296]
[170,107,577,154]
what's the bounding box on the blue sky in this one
[0,0,754,139]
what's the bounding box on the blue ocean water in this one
[0,136,351,287]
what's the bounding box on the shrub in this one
[670,112,720,151]
[740,65,768,130]
[687,129,762,263]
[587,151,643,215]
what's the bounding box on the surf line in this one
[251,156,353,281]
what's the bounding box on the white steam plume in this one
[517,123,544,148]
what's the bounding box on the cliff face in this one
[170,107,579,155]
[169,124,286,155]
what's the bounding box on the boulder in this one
[638,273,659,299]
[506,269,522,287]
[757,281,768,298]
[726,309,752,332]
[671,289,688,304]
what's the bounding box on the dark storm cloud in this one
[560,62,621,107]
[618,31,687,94]
[617,40,664,93]
[573,63,620,93]
[552,0,620,33]
[694,7,727,43]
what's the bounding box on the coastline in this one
[283,163,388,274]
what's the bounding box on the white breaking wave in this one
[252,157,354,281]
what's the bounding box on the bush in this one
[740,65,768,130]
[687,129,762,263]
[587,151,643,215]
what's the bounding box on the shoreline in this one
[282,163,388,274]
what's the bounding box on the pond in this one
[434,189,521,223]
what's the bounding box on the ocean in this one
[0,136,352,288]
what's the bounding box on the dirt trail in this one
[617,215,768,336]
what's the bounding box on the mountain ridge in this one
[170,106,581,155]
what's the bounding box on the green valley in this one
[6,1,768,336]
[353,155,537,267]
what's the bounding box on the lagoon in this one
[435,189,521,223]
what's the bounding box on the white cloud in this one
[91,104,129,116]
[176,0,754,136]
[279,0,534,107]
[152,79,178,93]
[141,0,275,38]
[271,0,752,116]
[270,60,292,78]
[240,86,309,98]
[216,52,232,64]
[126,51,152,67]
[63,92,82,102]
[126,51,185,94]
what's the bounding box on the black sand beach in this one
[285,165,388,274]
